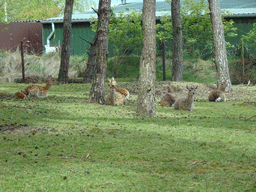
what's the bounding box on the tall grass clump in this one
[0,50,88,83]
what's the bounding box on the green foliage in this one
[16,5,63,21]
[109,11,143,56]
[242,23,256,50]
[0,0,96,21]
[158,0,237,59]
[0,11,8,24]
[156,15,173,42]
[106,54,217,83]
[91,9,143,56]
[107,55,141,78]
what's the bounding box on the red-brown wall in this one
[0,21,43,54]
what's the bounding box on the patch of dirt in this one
[244,101,256,106]
[0,124,55,134]
[118,81,256,102]
[0,93,14,100]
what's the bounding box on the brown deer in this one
[160,82,177,107]
[14,90,28,100]
[105,77,129,105]
[24,75,58,98]
[208,82,226,102]
[174,85,198,111]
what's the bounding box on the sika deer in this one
[105,77,129,105]
[160,82,177,107]
[208,82,226,102]
[14,90,28,100]
[174,85,198,111]
[24,75,58,98]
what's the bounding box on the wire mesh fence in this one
[0,28,255,84]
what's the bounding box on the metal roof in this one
[40,0,256,23]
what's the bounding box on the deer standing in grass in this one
[24,75,58,98]
[174,85,198,111]
[105,77,129,106]
[208,82,226,102]
[160,82,178,107]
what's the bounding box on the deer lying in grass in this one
[14,90,28,100]
[105,77,129,105]
[208,82,226,102]
[160,82,178,107]
[174,85,198,111]
[24,75,58,98]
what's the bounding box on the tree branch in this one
[91,7,98,14]
[246,115,256,121]
[79,36,92,45]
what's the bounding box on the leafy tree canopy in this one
[243,23,256,47]
[91,9,143,56]
[157,0,237,59]
[0,0,96,21]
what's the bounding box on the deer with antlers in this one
[105,77,129,106]
[174,85,198,111]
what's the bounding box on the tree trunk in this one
[58,0,73,84]
[162,41,166,81]
[89,0,111,104]
[171,0,183,81]
[82,11,100,83]
[83,38,98,83]
[208,0,232,91]
[137,0,156,117]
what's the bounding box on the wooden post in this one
[241,38,245,83]
[162,41,166,81]
[20,41,25,83]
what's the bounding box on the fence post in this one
[241,38,245,83]
[162,41,166,81]
[20,41,25,83]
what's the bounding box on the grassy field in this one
[0,81,256,191]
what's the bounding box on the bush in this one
[229,56,256,84]
[107,55,141,78]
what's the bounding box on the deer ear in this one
[186,85,189,89]
[46,75,52,80]
[111,77,115,81]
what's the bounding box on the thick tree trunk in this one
[137,0,156,117]
[171,0,183,81]
[89,0,111,104]
[58,0,73,84]
[208,0,232,91]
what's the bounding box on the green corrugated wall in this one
[42,22,95,56]
[225,17,256,45]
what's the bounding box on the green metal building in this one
[40,0,256,56]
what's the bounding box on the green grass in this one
[0,82,256,191]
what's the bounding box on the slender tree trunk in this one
[82,9,100,83]
[83,41,97,83]
[162,41,166,81]
[58,0,74,84]
[208,0,232,91]
[89,0,111,104]
[171,0,183,81]
[137,0,156,117]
